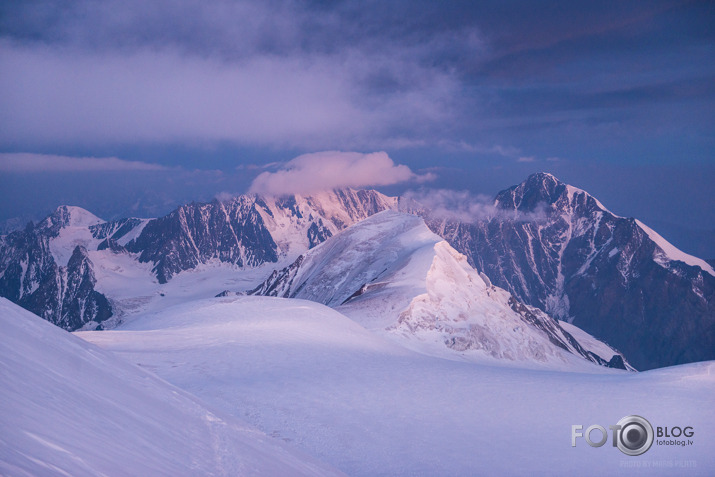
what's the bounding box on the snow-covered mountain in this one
[1,175,712,371]
[0,190,395,330]
[250,210,630,369]
[427,173,715,370]
[0,298,342,476]
[99,188,396,284]
[0,206,112,330]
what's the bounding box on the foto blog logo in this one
[572,415,654,456]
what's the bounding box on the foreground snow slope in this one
[80,296,715,476]
[0,298,342,477]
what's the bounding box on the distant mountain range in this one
[1,174,712,370]
[0,189,393,328]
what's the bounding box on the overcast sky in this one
[1,0,713,256]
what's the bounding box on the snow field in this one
[79,296,715,476]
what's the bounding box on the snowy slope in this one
[86,253,285,328]
[78,296,715,476]
[254,188,398,257]
[635,219,715,276]
[559,319,621,361]
[3,180,713,370]
[0,298,343,477]
[78,190,397,325]
[48,206,105,266]
[251,211,627,369]
[0,190,396,332]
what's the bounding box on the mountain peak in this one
[495,172,567,211]
[47,205,104,229]
[527,171,562,184]
[493,173,617,218]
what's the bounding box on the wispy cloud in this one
[434,141,524,157]
[0,152,169,172]
[235,162,283,171]
[490,145,522,157]
[517,156,536,163]
[402,189,497,223]
[402,188,549,224]
[248,151,435,196]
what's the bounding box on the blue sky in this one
[1,0,713,256]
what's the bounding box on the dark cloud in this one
[1,0,712,155]
[0,0,469,149]
[0,1,713,255]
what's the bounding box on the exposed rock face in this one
[428,173,715,370]
[0,208,112,330]
[118,189,396,283]
[124,198,279,283]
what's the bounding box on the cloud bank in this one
[0,0,467,150]
[0,152,169,172]
[249,151,434,196]
[1,0,710,164]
